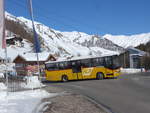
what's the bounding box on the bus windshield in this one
[104,56,121,69]
[104,56,113,69]
[112,56,121,69]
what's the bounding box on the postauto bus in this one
[45,55,121,82]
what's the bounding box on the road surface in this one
[45,72,150,113]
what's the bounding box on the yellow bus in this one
[45,55,121,82]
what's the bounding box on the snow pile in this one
[23,76,45,89]
[0,89,55,113]
[0,83,7,91]
[0,73,4,78]
[121,68,144,74]
[0,64,15,73]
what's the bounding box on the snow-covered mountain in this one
[103,33,150,48]
[1,12,150,62]
[2,12,124,61]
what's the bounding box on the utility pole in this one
[28,0,41,89]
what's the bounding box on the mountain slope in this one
[62,32,124,52]
[3,12,150,61]
[3,12,123,61]
[103,33,150,48]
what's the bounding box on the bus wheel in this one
[96,72,104,80]
[62,75,68,82]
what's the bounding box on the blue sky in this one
[5,0,150,35]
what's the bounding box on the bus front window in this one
[105,57,113,69]
[113,56,121,69]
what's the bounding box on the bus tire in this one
[96,72,104,80]
[62,75,68,82]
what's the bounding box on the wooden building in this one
[13,53,56,76]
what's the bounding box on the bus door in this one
[81,59,93,79]
[72,61,83,80]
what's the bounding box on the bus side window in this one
[99,57,105,65]
[105,57,113,67]
[59,62,65,70]
[81,59,92,67]
[46,63,58,71]
[72,62,76,66]
[62,62,71,69]
[66,62,71,69]
[92,58,99,66]
[92,58,104,67]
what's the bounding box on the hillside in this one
[103,33,150,48]
[137,41,150,53]
[1,12,124,61]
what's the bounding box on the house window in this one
[16,63,24,67]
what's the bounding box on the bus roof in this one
[45,54,118,64]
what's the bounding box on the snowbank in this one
[0,63,15,73]
[121,68,145,74]
[0,89,56,113]
[0,73,4,78]
[0,76,57,113]
[23,76,45,89]
[0,83,7,91]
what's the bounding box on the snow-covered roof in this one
[14,52,54,62]
[6,36,15,40]
[127,46,146,56]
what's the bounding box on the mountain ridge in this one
[3,12,150,61]
[3,12,123,61]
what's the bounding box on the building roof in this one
[13,52,55,62]
[126,46,146,56]
[6,36,15,40]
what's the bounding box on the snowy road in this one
[45,72,150,113]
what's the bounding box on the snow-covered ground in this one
[23,76,45,89]
[121,68,145,74]
[0,89,54,113]
[0,63,15,73]
[0,77,56,113]
[0,83,7,90]
[0,73,4,78]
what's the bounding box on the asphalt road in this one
[45,72,150,113]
